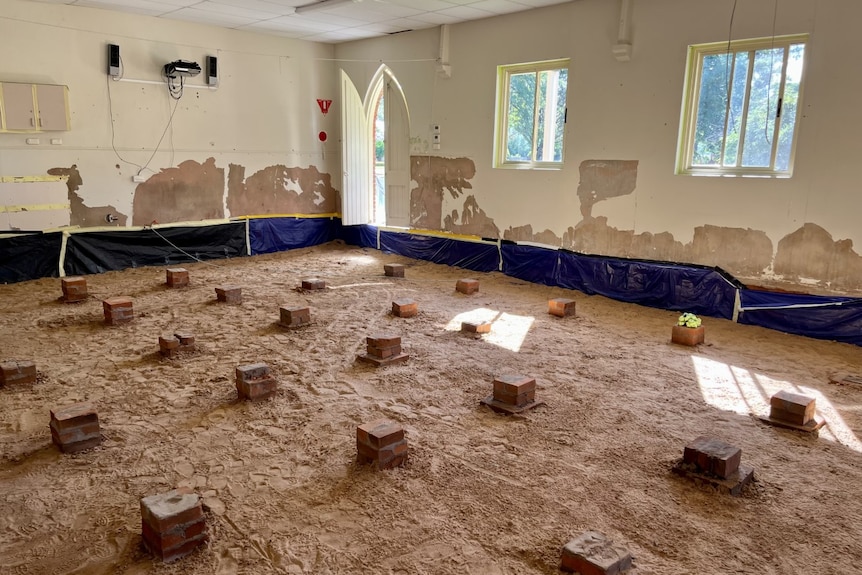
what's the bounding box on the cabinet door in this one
[2,83,36,131]
[35,84,69,131]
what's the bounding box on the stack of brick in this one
[391,299,417,318]
[764,390,823,432]
[50,402,101,453]
[673,435,754,495]
[561,531,633,575]
[215,286,242,304]
[61,276,88,303]
[301,278,326,290]
[235,362,277,401]
[103,297,134,325]
[141,488,208,563]
[357,419,408,470]
[357,334,408,366]
[548,298,576,318]
[279,306,311,328]
[166,268,189,288]
[481,375,542,414]
[384,263,405,277]
[159,333,196,358]
[456,278,479,295]
[0,360,37,386]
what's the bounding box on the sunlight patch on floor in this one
[444,308,534,352]
[692,355,862,453]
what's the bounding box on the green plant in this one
[678,312,702,328]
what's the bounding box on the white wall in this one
[335,0,862,293]
[0,0,338,225]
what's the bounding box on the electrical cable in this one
[148,226,222,268]
[139,96,180,175]
[107,56,146,172]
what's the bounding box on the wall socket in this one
[132,175,147,183]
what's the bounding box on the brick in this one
[280,306,311,327]
[50,402,101,452]
[671,325,704,346]
[493,375,537,407]
[0,360,37,385]
[61,277,88,302]
[384,263,405,277]
[392,299,418,318]
[141,489,207,562]
[769,390,816,425]
[166,268,190,288]
[456,278,479,295]
[215,286,242,304]
[236,362,270,382]
[141,489,205,533]
[357,419,405,448]
[357,419,408,470]
[103,297,134,324]
[159,336,181,357]
[561,531,632,575]
[174,332,196,350]
[683,436,742,479]
[301,278,326,290]
[461,321,491,334]
[367,334,401,348]
[236,376,278,401]
[367,344,402,359]
[549,298,576,318]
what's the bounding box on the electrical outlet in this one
[132,175,147,183]
[26,138,40,145]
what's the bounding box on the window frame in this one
[493,58,570,170]
[675,34,808,178]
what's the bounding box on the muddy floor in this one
[1,241,861,575]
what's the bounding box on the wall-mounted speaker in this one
[108,44,120,78]
[206,56,218,86]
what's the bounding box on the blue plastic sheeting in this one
[501,243,560,287]
[249,217,339,255]
[65,223,246,275]
[340,224,378,249]
[738,289,862,345]
[379,229,499,273]
[556,250,738,319]
[0,232,63,283]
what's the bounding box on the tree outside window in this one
[677,34,807,177]
[495,59,569,169]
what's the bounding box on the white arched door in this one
[340,70,371,226]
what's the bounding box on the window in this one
[494,58,569,169]
[676,34,807,177]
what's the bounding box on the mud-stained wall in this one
[226,164,340,217]
[577,160,639,219]
[409,156,476,230]
[774,223,862,290]
[443,196,499,238]
[47,166,128,228]
[504,225,562,246]
[131,159,224,226]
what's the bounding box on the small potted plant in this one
[672,312,704,346]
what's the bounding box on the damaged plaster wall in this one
[337,0,862,295]
[0,0,338,231]
[226,164,340,217]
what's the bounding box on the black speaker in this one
[108,44,120,77]
[206,56,218,86]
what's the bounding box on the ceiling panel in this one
[23,0,572,43]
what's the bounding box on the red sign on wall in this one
[317,99,332,115]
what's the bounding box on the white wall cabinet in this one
[0,82,70,132]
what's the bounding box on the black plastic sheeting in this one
[738,289,862,346]
[501,243,739,319]
[0,232,63,283]
[249,217,339,255]
[64,223,246,275]
[379,229,499,273]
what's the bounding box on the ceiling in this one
[26,0,570,44]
